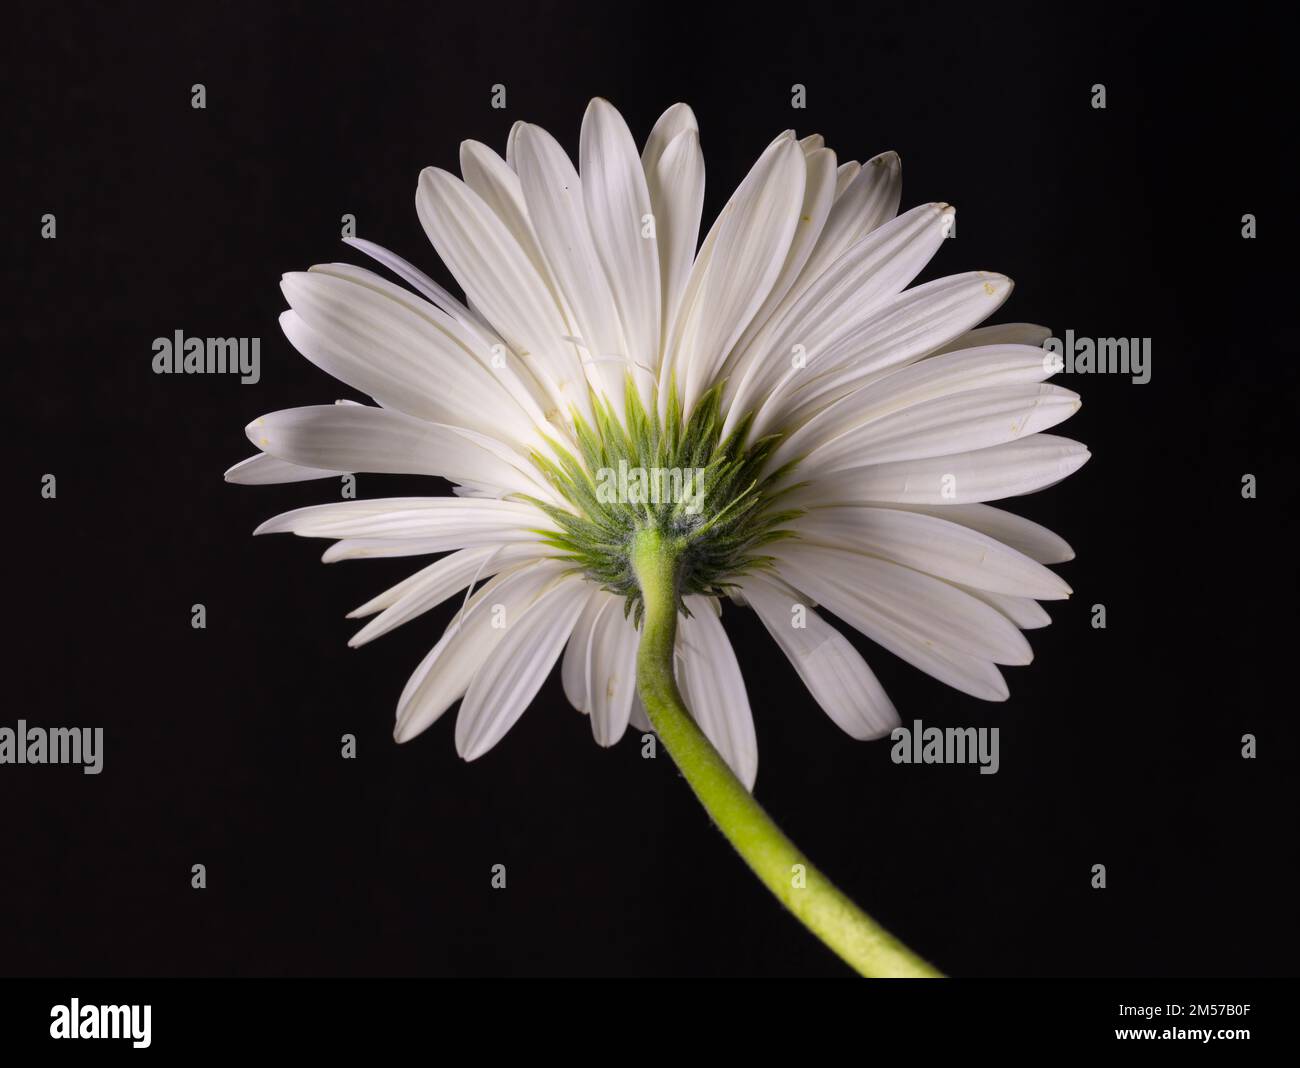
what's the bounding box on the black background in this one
[5,0,1295,978]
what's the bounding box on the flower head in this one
[228,99,1088,789]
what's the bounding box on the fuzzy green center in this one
[522,380,803,623]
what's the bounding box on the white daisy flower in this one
[228,99,1087,976]
[229,98,1087,790]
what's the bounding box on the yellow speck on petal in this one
[983,282,996,296]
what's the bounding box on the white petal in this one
[303,262,556,444]
[514,123,629,414]
[415,167,592,423]
[561,590,607,714]
[342,236,491,337]
[245,404,546,496]
[794,384,1081,480]
[456,574,590,759]
[791,506,1071,599]
[321,532,542,562]
[886,503,1075,564]
[725,203,954,432]
[279,268,545,445]
[505,120,525,169]
[641,103,699,170]
[254,496,550,540]
[755,271,1014,436]
[934,322,1052,354]
[676,598,758,789]
[724,145,838,375]
[645,124,705,361]
[772,542,1031,666]
[771,551,1010,701]
[224,453,343,484]
[955,585,1052,629]
[589,603,639,746]
[629,694,652,734]
[786,434,1091,506]
[833,160,861,198]
[581,592,640,746]
[769,342,1057,469]
[741,573,898,739]
[581,99,661,382]
[394,560,562,742]
[671,136,806,413]
[800,150,902,287]
[458,140,557,294]
[348,543,544,647]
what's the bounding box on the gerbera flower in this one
[227,99,1087,975]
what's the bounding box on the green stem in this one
[631,527,943,978]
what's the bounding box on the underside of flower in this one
[228,97,1091,787]
[525,377,802,623]
[226,96,1094,973]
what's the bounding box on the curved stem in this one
[631,528,943,978]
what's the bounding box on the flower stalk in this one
[630,526,943,978]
